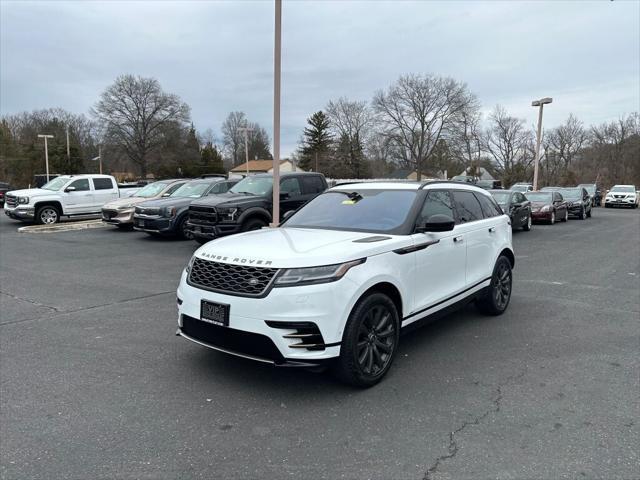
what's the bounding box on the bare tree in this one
[93,75,190,176]
[448,103,483,174]
[221,111,247,167]
[325,98,372,177]
[484,105,535,185]
[373,74,475,180]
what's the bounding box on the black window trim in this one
[450,189,486,225]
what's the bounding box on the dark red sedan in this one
[525,191,568,224]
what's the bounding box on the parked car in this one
[525,191,568,224]
[133,178,238,238]
[490,190,532,231]
[511,183,533,193]
[176,181,514,387]
[578,183,601,207]
[0,181,13,208]
[186,172,328,244]
[476,179,503,190]
[450,175,477,184]
[102,179,188,229]
[604,185,638,208]
[540,186,562,191]
[4,174,141,224]
[559,187,591,219]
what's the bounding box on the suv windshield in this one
[611,186,635,193]
[171,182,211,198]
[525,192,553,203]
[285,189,417,233]
[230,176,273,195]
[41,177,70,191]
[491,191,510,205]
[135,182,170,198]
[560,188,581,200]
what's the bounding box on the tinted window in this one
[93,178,114,190]
[164,183,184,196]
[419,191,454,222]
[207,182,224,194]
[475,192,502,217]
[280,177,302,196]
[301,176,325,194]
[554,192,563,202]
[69,179,90,191]
[452,190,484,223]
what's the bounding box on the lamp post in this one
[91,145,102,174]
[531,97,552,191]
[37,134,54,182]
[271,0,282,227]
[238,126,254,177]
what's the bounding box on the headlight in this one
[185,256,195,275]
[18,196,29,204]
[162,206,177,217]
[572,201,582,206]
[217,207,239,221]
[117,204,134,210]
[541,205,551,212]
[274,259,365,287]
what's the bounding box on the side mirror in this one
[65,186,76,192]
[280,192,290,199]
[282,210,295,221]
[418,214,455,233]
[162,193,171,197]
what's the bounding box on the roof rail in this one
[198,174,227,179]
[418,180,478,189]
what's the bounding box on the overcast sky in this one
[1,0,639,156]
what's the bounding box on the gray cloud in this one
[2,0,638,156]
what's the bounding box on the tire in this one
[177,216,193,240]
[522,214,532,231]
[561,209,568,222]
[35,205,60,225]
[579,208,586,220]
[587,208,592,218]
[549,211,556,225]
[605,204,610,208]
[194,237,209,245]
[116,224,134,231]
[241,217,268,232]
[333,293,400,388]
[476,256,513,316]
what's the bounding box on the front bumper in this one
[531,210,552,222]
[186,221,242,240]
[567,205,585,216]
[176,269,357,363]
[4,206,35,220]
[133,214,174,233]
[102,208,134,225]
[605,198,636,206]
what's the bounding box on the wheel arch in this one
[34,200,63,214]
[355,281,404,320]
[499,247,515,268]
[239,207,272,225]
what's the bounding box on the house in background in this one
[458,167,495,181]
[229,159,297,176]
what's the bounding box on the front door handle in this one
[453,235,464,243]
[488,227,496,233]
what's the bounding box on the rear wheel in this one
[241,217,268,232]
[334,293,400,388]
[523,214,532,231]
[476,256,512,316]
[35,205,60,225]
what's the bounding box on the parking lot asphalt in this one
[1,208,638,480]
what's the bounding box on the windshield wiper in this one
[234,191,256,195]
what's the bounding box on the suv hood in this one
[105,196,159,209]
[191,192,262,208]
[6,188,52,198]
[136,196,196,209]
[194,227,413,268]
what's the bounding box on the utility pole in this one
[91,145,102,174]
[37,134,54,182]
[66,126,70,162]
[271,0,282,227]
[238,126,254,177]
[531,97,552,191]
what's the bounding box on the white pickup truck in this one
[3,174,140,224]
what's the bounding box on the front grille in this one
[181,315,284,362]
[614,195,626,199]
[189,206,218,225]
[102,209,117,219]
[135,206,160,215]
[188,258,278,297]
[5,195,17,207]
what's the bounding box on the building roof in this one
[230,159,289,172]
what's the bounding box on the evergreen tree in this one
[201,142,225,174]
[299,111,332,171]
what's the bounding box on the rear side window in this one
[474,192,503,217]
[301,176,326,194]
[93,178,114,190]
[419,190,455,222]
[452,190,484,223]
[69,179,90,191]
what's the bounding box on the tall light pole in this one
[37,134,54,182]
[91,145,102,174]
[238,125,254,176]
[66,126,70,162]
[271,0,282,227]
[531,97,552,191]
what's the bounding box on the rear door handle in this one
[453,236,464,243]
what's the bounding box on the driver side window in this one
[280,177,302,196]
[419,191,454,224]
[69,179,90,191]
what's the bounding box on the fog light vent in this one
[265,321,326,351]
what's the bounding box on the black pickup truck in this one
[186,172,327,244]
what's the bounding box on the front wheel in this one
[523,214,532,231]
[334,293,400,388]
[241,218,268,232]
[35,205,60,225]
[476,256,513,316]
[561,209,568,222]
[579,208,586,220]
[549,211,556,225]
[587,208,592,218]
[177,217,193,240]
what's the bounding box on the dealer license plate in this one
[200,300,230,326]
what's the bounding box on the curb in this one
[18,220,107,234]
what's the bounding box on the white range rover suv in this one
[176,181,514,387]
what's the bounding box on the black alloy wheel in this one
[477,256,513,315]
[334,293,400,387]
